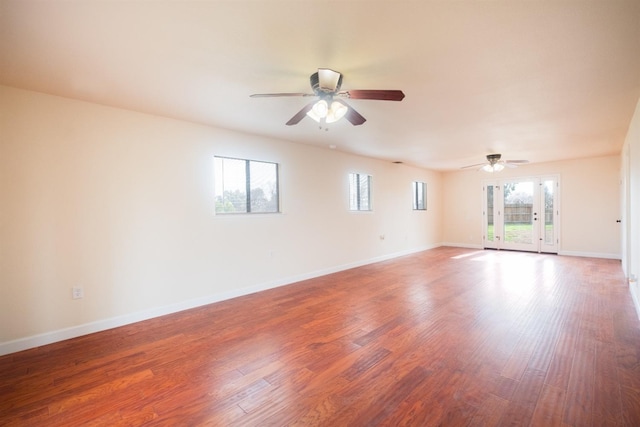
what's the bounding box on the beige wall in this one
[0,86,443,353]
[442,155,622,258]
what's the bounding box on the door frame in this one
[482,175,560,254]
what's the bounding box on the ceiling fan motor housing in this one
[487,154,502,164]
[310,71,342,95]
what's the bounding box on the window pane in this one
[349,173,371,211]
[413,181,426,210]
[359,175,370,210]
[215,157,247,213]
[249,160,278,213]
[349,173,358,210]
[215,156,279,214]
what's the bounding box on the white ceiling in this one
[1,0,639,170]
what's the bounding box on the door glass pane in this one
[543,180,554,245]
[503,182,534,244]
[486,186,494,242]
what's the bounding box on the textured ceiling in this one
[1,0,639,170]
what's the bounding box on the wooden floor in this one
[1,247,639,426]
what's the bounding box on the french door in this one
[483,176,559,253]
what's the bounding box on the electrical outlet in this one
[72,286,84,300]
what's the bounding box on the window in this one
[214,156,279,214]
[413,181,426,210]
[349,173,371,211]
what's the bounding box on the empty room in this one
[1,1,640,425]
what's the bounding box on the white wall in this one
[623,98,640,317]
[2,84,635,354]
[0,86,443,354]
[442,155,622,259]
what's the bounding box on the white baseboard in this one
[442,243,623,261]
[630,278,640,321]
[0,244,441,356]
[440,242,484,250]
[439,246,622,260]
[558,250,622,260]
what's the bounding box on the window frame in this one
[412,181,427,210]
[349,173,372,211]
[214,156,280,215]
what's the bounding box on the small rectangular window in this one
[413,181,426,210]
[214,156,279,214]
[349,173,371,211]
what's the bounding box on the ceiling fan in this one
[461,154,529,172]
[250,68,405,126]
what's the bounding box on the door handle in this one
[616,220,622,223]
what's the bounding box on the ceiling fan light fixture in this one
[482,163,505,173]
[326,101,348,123]
[307,99,348,124]
[307,99,328,122]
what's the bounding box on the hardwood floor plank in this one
[497,368,546,426]
[527,308,565,372]
[593,341,623,425]
[563,347,596,426]
[620,385,640,426]
[615,340,640,390]
[492,375,520,401]
[466,393,509,427]
[352,315,406,346]
[530,383,566,426]
[501,333,539,381]
[351,365,430,425]
[341,347,392,382]
[47,369,154,415]
[545,328,580,391]
[0,247,636,426]
[381,399,445,427]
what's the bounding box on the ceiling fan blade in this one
[250,93,313,98]
[505,160,529,164]
[345,109,366,126]
[285,101,316,126]
[340,89,405,101]
[337,100,366,125]
[317,68,342,92]
[461,163,486,169]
